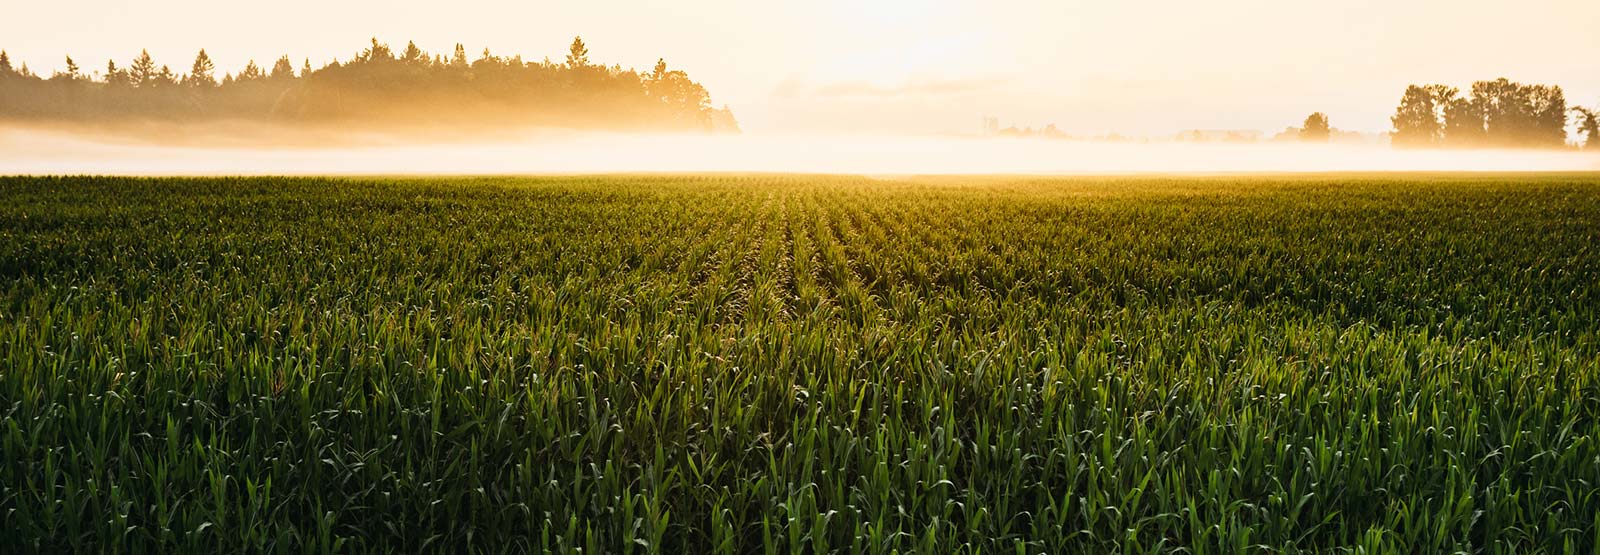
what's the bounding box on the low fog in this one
[3,125,1599,176]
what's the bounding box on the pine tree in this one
[187,49,216,87]
[106,59,136,87]
[565,36,589,69]
[402,41,425,64]
[0,37,740,133]
[364,38,393,62]
[238,60,264,81]
[271,56,295,79]
[130,49,158,86]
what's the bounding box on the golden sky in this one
[4,0,1599,136]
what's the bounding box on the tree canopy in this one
[1391,79,1569,148]
[1299,112,1330,142]
[0,38,739,133]
[1572,107,1600,150]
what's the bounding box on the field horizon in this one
[5,125,1600,177]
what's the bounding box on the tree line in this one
[1390,78,1596,149]
[0,37,739,133]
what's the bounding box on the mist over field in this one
[5,126,1599,175]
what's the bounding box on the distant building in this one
[982,116,1001,135]
[1175,129,1263,143]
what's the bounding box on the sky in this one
[4,0,1599,137]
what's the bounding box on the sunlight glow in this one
[4,129,1595,176]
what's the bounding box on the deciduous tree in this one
[1300,112,1330,142]
[1392,85,1441,147]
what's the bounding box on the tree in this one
[156,65,176,87]
[271,56,295,79]
[0,37,739,133]
[186,49,216,87]
[130,49,159,86]
[1391,85,1441,147]
[1464,78,1567,147]
[651,58,668,81]
[711,105,740,133]
[62,56,81,80]
[645,58,713,128]
[402,41,426,65]
[105,59,131,87]
[237,60,264,81]
[1572,106,1600,150]
[1390,78,1572,149]
[1475,78,1536,146]
[363,38,393,63]
[1299,112,1330,142]
[565,36,589,69]
[1441,95,1484,147]
[1527,84,1567,147]
[0,51,12,76]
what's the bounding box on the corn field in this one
[2,174,1598,553]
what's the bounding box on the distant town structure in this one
[982,115,1068,138]
[1175,129,1263,143]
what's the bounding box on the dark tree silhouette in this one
[402,41,426,65]
[63,56,80,79]
[130,50,158,87]
[0,37,739,133]
[1573,107,1600,150]
[186,50,216,87]
[1392,79,1568,148]
[104,60,127,87]
[1439,89,1485,147]
[270,57,295,79]
[238,60,264,81]
[1391,85,1441,148]
[566,37,589,69]
[1299,112,1330,142]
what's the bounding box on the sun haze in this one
[5,0,1599,136]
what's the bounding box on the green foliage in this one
[2,175,1598,553]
